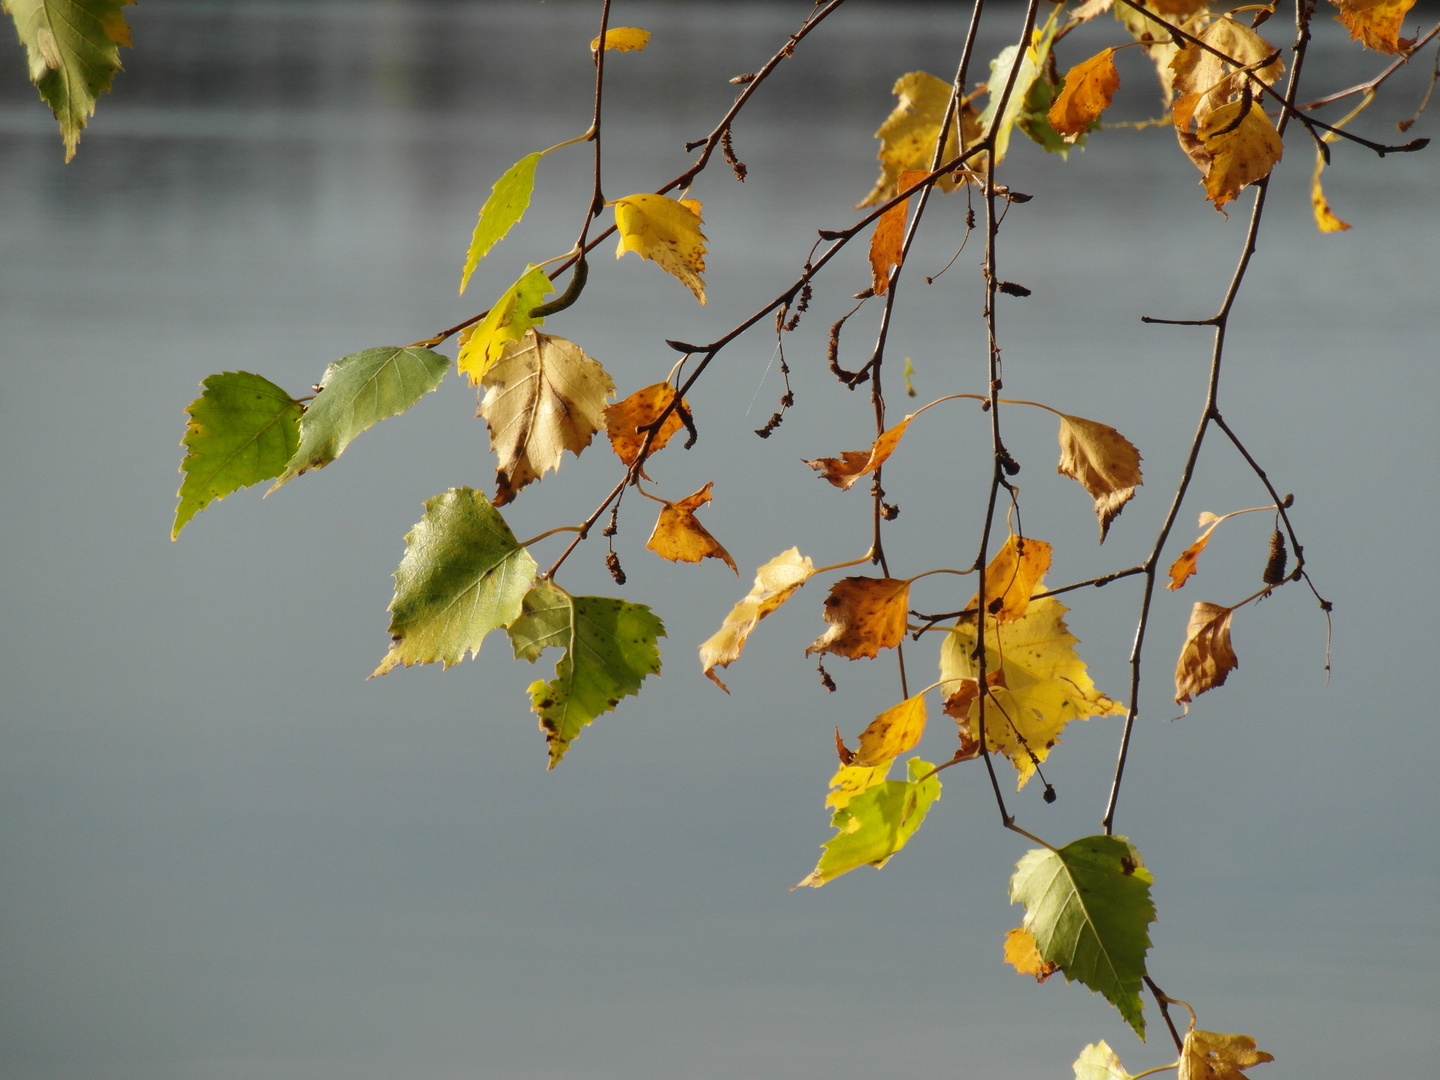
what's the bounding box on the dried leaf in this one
[1167,515,1224,590]
[700,548,815,690]
[1179,1028,1275,1080]
[1175,601,1238,712]
[1049,48,1121,139]
[1057,414,1143,542]
[1004,926,1059,982]
[805,416,913,490]
[478,330,615,505]
[1073,1040,1134,1080]
[1329,0,1418,53]
[1171,18,1284,127]
[971,535,1054,623]
[806,577,911,660]
[851,693,929,767]
[591,26,651,52]
[612,193,707,304]
[1196,100,1284,212]
[1117,0,1206,105]
[868,170,928,294]
[646,482,737,572]
[1311,152,1353,232]
[458,265,554,384]
[603,382,687,469]
[857,71,964,208]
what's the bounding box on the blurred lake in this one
[2,3,1437,1079]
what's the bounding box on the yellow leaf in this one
[1179,1028,1275,1080]
[1004,926,1059,982]
[1167,514,1224,590]
[805,416,913,491]
[458,265,555,384]
[1073,1040,1135,1080]
[857,71,967,208]
[1170,18,1284,127]
[849,693,929,767]
[806,576,911,660]
[612,193,707,304]
[1311,152,1353,232]
[591,26,651,52]
[1116,0,1207,105]
[941,592,1125,788]
[1049,48,1121,140]
[603,382,688,470]
[1329,0,1418,53]
[1057,414,1143,542]
[478,330,615,505]
[1195,100,1284,212]
[824,761,892,809]
[646,482,737,572]
[868,169,927,294]
[970,534,1054,623]
[699,548,815,690]
[1175,602,1238,713]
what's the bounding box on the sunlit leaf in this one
[591,26,651,52]
[459,151,542,295]
[271,346,449,491]
[1170,17,1284,127]
[796,758,940,887]
[603,382,688,469]
[612,193,708,304]
[173,372,301,539]
[824,761,893,809]
[1168,513,1225,590]
[1049,48,1120,140]
[806,576,911,660]
[1010,835,1156,1038]
[979,11,1061,166]
[972,534,1053,623]
[804,416,912,491]
[1194,100,1284,212]
[1004,926,1059,982]
[1179,1028,1275,1080]
[1175,601,1238,712]
[857,71,965,208]
[700,548,815,690]
[848,693,928,768]
[1329,0,1418,53]
[869,169,927,294]
[1311,152,1353,232]
[646,482,737,572]
[1073,1040,1135,1080]
[457,265,555,384]
[1057,413,1143,542]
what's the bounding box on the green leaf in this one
[269,346,449,491]
[372,488,538,676]
[457,265,555,385]
[1009,835,1156,1038]
[795,757,941,888]
[1017,63,1083,155]
[4,0,133,161]
[508,580,664,768]
[173,371,302,540]
[978,8,1061,166]
[459,151,542,296]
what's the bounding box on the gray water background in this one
[2,2,1437,1078]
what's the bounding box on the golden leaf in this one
[612,193,707,304]
[941,593,1125,787]
[1073,1040,1135,1080]
[1195,101,1284,212]
[478,330,615,506]
[851,693,929,767]
[1167,513,1224,590]
[646,482,737,572]
[457,265,554,384]
[1049,48,1121,140]
[868,169,927,294]
[1179,1028,1274,1080]
[1004,926,1059,982]
[970,535,1054,623]
[1057,414,1143,542]
[805,416,913,491]
[591,26,651,52]
[1116,0,1197,105]
[1311,152,1352,232]
[857,71,966,208]
[1329,0,1418,53]
[824,761,892,809]
[603,382,687,469]
[1171,18,1284,127]
[700,548,815,690]
[1175,602,1238,712]
[806,576,911,660]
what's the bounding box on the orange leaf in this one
[1197,101,1284,212]
[942,670,1005,760]
[1329,0,1418,53]
[1167,514,1224,590]
[604,383,687,469]
[851,693,929,767]
[806,576,911,660]
[646,483,737,572]
[1048,48,1120,139]
[1004,926,1058,982]
[1057,414,1143,542]
[1175,602,1238,713]
[805,416,912,491]
[699,548,815,690]
[869,169,927,295]
[971,535,1054,623]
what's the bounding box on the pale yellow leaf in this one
[1179,1028,1274,1080]
[699,548,815,690]
[612,193,707,304]
[1057,414,1143,542]
[1074,1040,1134,1080]
[1175,601,1238,712]
[591,26,651,52]
[806,577,911,660]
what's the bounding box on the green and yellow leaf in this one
[458,265,555,384]
[796,757,940,887]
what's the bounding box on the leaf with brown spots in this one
[1057,414,1143,542]
[1049,48,1121,140]
[857,71,964,208]
[1168,511,1224,590]
[970,535,1054,622]
[1179,1028,1274,1080]
[1175,601,1238,713]
[1329,0,1418,53]
[847,693,928,767]
[806,576,911,660]
[646,482,737,572]
[805,416,913,491]
[1170,18,1284,127]
[823,761,892,809]
[591,26,651,52]
[1004,926,1058,982]
[700,548,815,690]
[1194,100,1284,212]
[604,382,688,470]
[612,193,708,304]
[1311,152,1353,232]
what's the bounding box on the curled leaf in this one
[851,693,929,767]
[1311,151,1352,232]
[805,416,912,490]
[1168,514,1224,590]
[603,382,688,469]
[1057,414,1143,542]
[458,265,555,384]
[612,193,707,304]
[869,169,927,294]
[1329,0,1417,53]
[806,576,911,660]
[699,548,815,690]
[1175,602,1239,712]
[1004,926,1059,982]
[1073,1040,1134,1080]
[591,26,651,52]
[1048,48,1120,140]
[646,482,737,572]
[972,534,1054,622]
[1179,1028,1275,1080]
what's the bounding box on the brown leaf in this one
[478,330,615,506]
[1196,100,1284,212]
[851,693,928,767]
[869,170,928,294]
[971,535,1054,623]
[1179,1028,1275,1080]
[806,577,911,660]
[1167,513,1223,590]
[805,416,913,491]
[1048,48,1121,140]
[1004,926,1058,982]
[699,548,815,690]
[1057,414,1143,542]
[942,670,1005,760]
[646,483,737,572]
[604,382,688,470]
[1329,0,1418,53]
[1175,602,1239,712]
